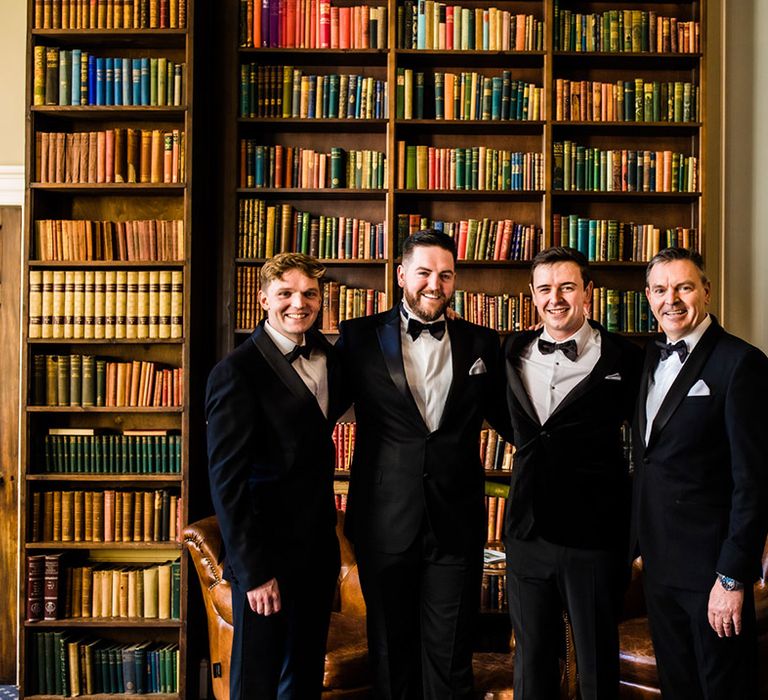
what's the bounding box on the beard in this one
[403,287,450,322]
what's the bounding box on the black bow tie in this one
[538,338,578,362]
[285,341,313,363]
[406,318,446,342]
[656,339,688,363]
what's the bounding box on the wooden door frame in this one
[0,205,21,684]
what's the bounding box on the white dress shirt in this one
[264,321,329,418]
[644,314,711,444]
[400,301,453,432]
[519,319,601,424]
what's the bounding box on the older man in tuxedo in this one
[337,229,509,699]
[502,246,642,699]
[631,247,768,699]
[206,253,341,699]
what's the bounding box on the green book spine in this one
[634,78,643,121]
[415,72,424,119]
[32,354,46,405]
[652,82,661,121]
[501,71,511,119]
[328,74,339,118]
[606,289,620,332]
[81,355,95,406]
[44,631,56,695]
[643,83,653,121]
[55,631,69,696]
[406,146,417,189]
[491,76,502,120]
[330,147,343,188]
[95,359,106,406]
[69,354,82,407]
[282,65,292,118]
[240,63,249,116]
[485,480,509,498]
[171,560,181,618]
[57,355,70,406]
[35,631,46,694]
[433,71,444,119]
[395,67,405,119]
[481,77,492,120]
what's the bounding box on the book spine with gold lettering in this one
[137,270,150,338]
[170,270,183,338]
[125,270,138,339]
[83,270,95,339]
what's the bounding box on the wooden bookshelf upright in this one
[21,0,193,697]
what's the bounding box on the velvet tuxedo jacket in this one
[630,317,768,590]
[503,321,643,551]
[205,322,342,591]
[337,306,509,555]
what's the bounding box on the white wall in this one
[723,0,768,351]
[0,0,26,167]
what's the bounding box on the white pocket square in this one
[605,372,622,381]
[469,358,487,375]
[687,379,710,397]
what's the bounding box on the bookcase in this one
[218,0,707,626]
[21,0,193,697]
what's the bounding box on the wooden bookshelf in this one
[218,1,706,345]
[21,0,194,697]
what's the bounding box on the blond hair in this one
[260,252,326,288]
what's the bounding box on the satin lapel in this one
[376,307,425,424]
[251,325,325,421]
[636,338,660,448]
[647,320,722,449]
[437,319,470,429]
[547,324,620,422]
[504,330,540,425]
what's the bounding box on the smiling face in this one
[530,261,592,341]
[258,268,321,344]
[645,259,710,341]
[397,244,456,322]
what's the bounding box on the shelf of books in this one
[224,0,704,348]
[21,0,193,697]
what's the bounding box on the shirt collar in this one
[665,313,711,354]
[264,320,305,355]
[540,318,593,358]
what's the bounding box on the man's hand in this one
[247,577,281,616]
[707,579,744,637]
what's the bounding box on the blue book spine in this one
[307,75,316,118]
[254,145,265,187]
[132,58,141,105]
[71,49,81,105]
[140,57,150,105]
[416,0,426,48]
[122,58,130,105]
[321,76,330,118]
[588,220,597,260]
[577,218,589,255]
[104,57,114,105]
[113,58,122,105]
[88,55,97,105]
[355,76,363,118]
[95,57,105,105]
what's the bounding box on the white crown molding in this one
[0,165,24,206]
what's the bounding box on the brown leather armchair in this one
[184,510,576,699]
[183,512,371,699]
[618,540,768,698]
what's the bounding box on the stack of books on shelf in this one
[29,488,182,543]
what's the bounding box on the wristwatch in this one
[717,573,744,591]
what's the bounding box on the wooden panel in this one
[0,206,22,682]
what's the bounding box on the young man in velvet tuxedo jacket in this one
[336,229,510,700]
[205,253,342,700]
[502,247,642,699]
[631,247,768,699]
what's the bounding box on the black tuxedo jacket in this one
[503,321,642,551]
[630,317,768,590]
[337,306,509,555]
[205,322,342,591]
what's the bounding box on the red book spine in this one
[43,553,61,620]
[285,0,295,47]
[457,220,468,259]
[309,0,317,47]
[428,147,436,189]
[339,6,350,49]
[446,7,454,49]
[319,0,330,48]
[26,555,45,622]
